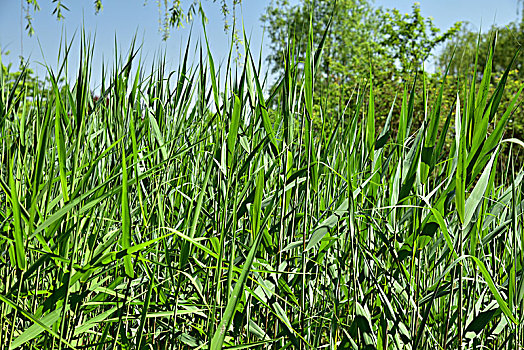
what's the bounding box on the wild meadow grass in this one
[0,24,523,349]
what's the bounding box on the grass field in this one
[1,26,523,349]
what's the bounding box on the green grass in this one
[0,25,523,349]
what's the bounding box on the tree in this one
[439,21,524,79]
[261,0,461,128]
[22,0,241,39]
[438,15,524,142]
[261,0,380,83]
[262,1,460,78]
[1,54,54,124]
[378,5,461,75]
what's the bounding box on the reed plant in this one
[0,22,523,349]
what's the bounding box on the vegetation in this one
[261,0,461,132]
[438,14,524,141]
[262,0,524,158]
[1,10,524,350]
[0,59,49,103]
[21,0,240,39]
[439,14,524,78]
[262,0,461,77]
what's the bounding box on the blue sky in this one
[0,0,520,88]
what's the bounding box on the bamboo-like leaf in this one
[366,71,375,157]
[306,199,348,251]
[9,156,25,271]
[203,24,221,112]
[227,93,241,166]
[455,94,466,224]
[0,295,76,350]
[304,16,313,120]
[10,307,63,349]
[210,170,265,350]
[121,146,133,279]
[55,100,69,202]
[464,146,498,228]
[471,256,518,324]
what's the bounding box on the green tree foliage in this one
[261,0,461,129]
[379,6,461,75]
[261,0,380,81]
[262,1,460,78]
[439,22,524,78]
[1,55,50,107]
[438,16,524,141]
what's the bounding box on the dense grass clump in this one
[0,28,523,349]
